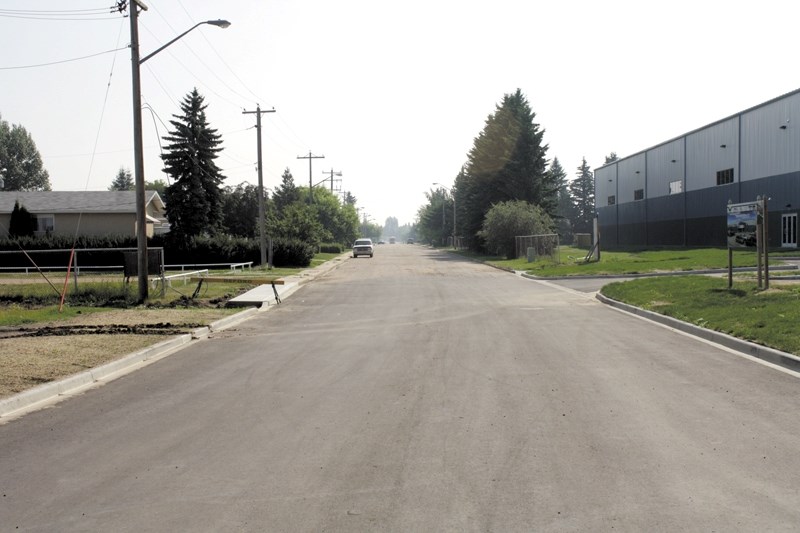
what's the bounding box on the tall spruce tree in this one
[272,168,300,214]
[161,89,225,239]
[108,167,134,191]
[569,157,595,234]
[549,157,574,239]
[455,89,549,251]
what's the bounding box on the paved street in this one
[2,244,800,531]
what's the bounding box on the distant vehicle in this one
[377,240,385,245]
[389,236,396,244]
[406,238,414,244]
[352,238,374,258]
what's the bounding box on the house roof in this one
[0,191,165,214]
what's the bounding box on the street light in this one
[433,183,456,248]
[129,0,230,302]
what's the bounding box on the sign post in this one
[727,198,768,289]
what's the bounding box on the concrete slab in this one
[227,281,299,307]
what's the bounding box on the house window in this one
[634,189,644,201]
[669,180,683,194]
[608,195,616,206]
[716,168,734,185]
[34,214,54,235]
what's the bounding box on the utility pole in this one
[297,151,324,203]
[129,0,149,302]
[322,168,342,193]
[242,105,276,268]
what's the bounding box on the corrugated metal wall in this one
[685,117,739,191]
[741,92,800,181]
[595,89,800,248]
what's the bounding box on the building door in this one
[781,213,797,248]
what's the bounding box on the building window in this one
[716,168,734,185]
[34,214,54,235]
[669,180,683,194]
[608,195,616,206]
[634,189,644,201]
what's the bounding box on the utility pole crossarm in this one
[297,151,325,203]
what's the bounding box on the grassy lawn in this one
[600,276,800,355]
[481,246,791,277]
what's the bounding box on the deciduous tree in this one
[0,113,50,191]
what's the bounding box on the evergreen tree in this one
[456,89,549,251]
[108,167,134,191]
[549,157,574,240]
[272,168,300,214]
[569,157,595,234]
[161,88,225,239]
[8,200,35,237]
[0,113,51,191]
[604,152,618,164]
[342,191,357,206]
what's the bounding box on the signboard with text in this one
[727,201,759,248]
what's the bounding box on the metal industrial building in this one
[595,89,800,249]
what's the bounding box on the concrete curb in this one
[522,264,797,282]
[596,292,800,373]
[0,256,350,421]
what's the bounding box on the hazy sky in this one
[2,0,800,227]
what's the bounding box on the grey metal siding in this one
[593,88,800,249]
[740,92,800,181]
[685,117,739,192]
[595,166,617,207]
[646,139,685,198]
[617,154,646,204]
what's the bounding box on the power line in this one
[0,47,128,70]
[297,152,325,204]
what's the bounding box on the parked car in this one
[352,238,374,258]
[406,238,414,244]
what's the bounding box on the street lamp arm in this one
[140,20,231,64]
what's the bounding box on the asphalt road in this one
[3,244,800,531]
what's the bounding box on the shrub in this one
[319,243,343,254]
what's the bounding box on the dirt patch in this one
[0,307,241,399]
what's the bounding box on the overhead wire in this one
[138,20,245,110]
[0,47,128,70]
[149,2,259,106]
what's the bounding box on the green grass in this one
[600,276,800,355]
[481,247,768,277]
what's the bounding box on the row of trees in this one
[416,89,600,256]
[2,90,361,262]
